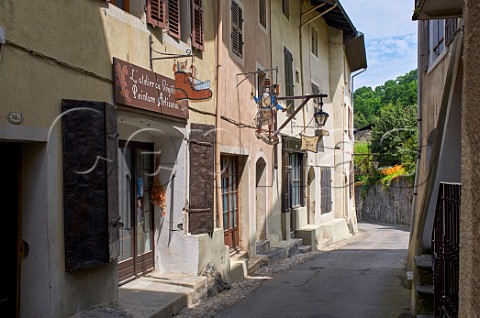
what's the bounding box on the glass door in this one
[221,156,239,250]
[118,141,154,283]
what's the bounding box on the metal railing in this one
[432,182,461,318]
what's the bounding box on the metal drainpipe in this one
[215,0,224,230]
[410,23,423,241]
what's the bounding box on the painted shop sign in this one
[113,58,188,119]
[301,134,319,153]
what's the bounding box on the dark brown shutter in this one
[167,0,181,39]
[188,124,215,235]
[191,0,204,50]
[147,0,166,28]
[231,1,243,57]
[62,100,119,272]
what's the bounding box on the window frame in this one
[429,19,446,66]
[290,153,303,207]
[259,0,267,29]
[311,26,318,56]
[282,0,290,19]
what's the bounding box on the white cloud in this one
[341,0,418,88]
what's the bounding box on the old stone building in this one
[0,0,365,316]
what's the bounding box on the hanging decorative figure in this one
[254,79,283,145]
[173,60,213,102]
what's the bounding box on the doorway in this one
[221,156,240,250]
[255,158,267,241]
[0,143,21,317]
[117,141,155,283]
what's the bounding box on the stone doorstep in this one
[118,272,208,318]
[247,255,269,274]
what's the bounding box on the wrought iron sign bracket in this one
[149,37,193,69]
[272,94,328,137]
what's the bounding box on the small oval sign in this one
[7,112,24,125]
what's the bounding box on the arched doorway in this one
[308,167,316,224]
[255,158,267,241]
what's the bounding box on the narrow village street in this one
[175,223,411,318]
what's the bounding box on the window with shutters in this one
[111,0,130,12]
[284,47,294,112]
[191,0,204,50]
[282,0,289,19]
[321,167,332,214]
[167,0,181,39]
[231,0,244,58]
[259,0,267,29]
[311,27,318,56]
[147,0,166,28]
[147,0,204,51]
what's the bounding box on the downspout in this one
[410,22,423,243]
[215,0,224,230]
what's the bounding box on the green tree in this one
[353,69,418,129]
[370,103,418,172]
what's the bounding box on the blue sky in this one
[341,0,418,89]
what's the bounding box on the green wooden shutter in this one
[62,99,119,272]
[284,47,294,110]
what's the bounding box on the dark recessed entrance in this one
[0,143,21,317]
[117,141,155,283]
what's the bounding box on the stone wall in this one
[355,177,413,225]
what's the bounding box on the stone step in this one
[247,256,269,274]
[415,254,433,271]
[227,259,247,283]
[255,239,270,254]
[415,283,434,315]
[415,254,434,286]
[322,237,333,248]
[298,245,312,253]
[258,247,286,261]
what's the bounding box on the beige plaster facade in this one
[0,0,218,316]
[0,0,365,316]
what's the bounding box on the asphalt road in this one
[215,223,411,318]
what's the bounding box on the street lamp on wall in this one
[314,98,329,127]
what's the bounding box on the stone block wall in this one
[355,176,413,225]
